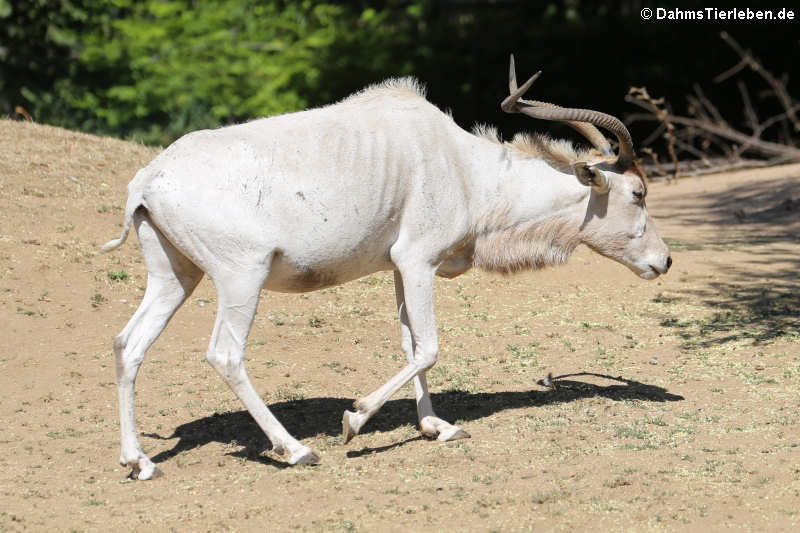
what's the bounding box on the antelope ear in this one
[573,162,610,194]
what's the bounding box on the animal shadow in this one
[144,372,682,466]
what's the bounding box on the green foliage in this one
[1,1,797,148]
[69,1,352,143]
[2,0,420,145]
[0,0,108,126]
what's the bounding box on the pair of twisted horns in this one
[500,54,634,172]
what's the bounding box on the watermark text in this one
[641,7,795,21]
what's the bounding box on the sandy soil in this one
[1,119,798,532]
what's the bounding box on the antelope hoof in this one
[122,456,160,480]
[437,426,471,442]
[288,446,321,466]
[342,410,367,444]
[420,416,471,442]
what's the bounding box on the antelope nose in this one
[666,256,672,271]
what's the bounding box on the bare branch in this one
[760,104,800,132]
[627,88,679,179]
[672,136,711,162]
[627,33,800,180]
[713,59,748,84]
[737,81,759,134]
[692,84,726,125]
[687,95,711,122]
[644,156,793,180]
[632,112,800,159]
[716,31,800,131]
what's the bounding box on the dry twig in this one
[627,87,679,180]
[714,31,800,132]
[626,33,800,179]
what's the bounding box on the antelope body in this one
[104,58,671,479]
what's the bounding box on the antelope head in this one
[501,54,672,279]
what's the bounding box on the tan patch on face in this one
[582,232,632,265]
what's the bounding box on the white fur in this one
[104,80,669,478]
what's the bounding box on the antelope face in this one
[500,53,671,279]
[574,163,672,280]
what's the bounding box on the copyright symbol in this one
[641,7,652,19]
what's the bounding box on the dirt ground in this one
[1,118,798,532]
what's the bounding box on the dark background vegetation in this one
[2,0,799,147]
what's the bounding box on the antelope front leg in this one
[342,264,468,443]
[393,271,469,442]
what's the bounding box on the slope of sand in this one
[1,119,798,531]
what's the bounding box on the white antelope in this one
[104,56,671,479]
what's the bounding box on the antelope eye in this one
[633,190,644,202]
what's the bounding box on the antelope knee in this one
[113,334,127,356]
[415,345,439,371]
[113,335,143,380]
[113,336,127,377]
[205,349,227,372]
[206,349,246,383]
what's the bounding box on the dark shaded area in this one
[659,254,799,349]
[143,373,682,467]
[662,282,799,349]
[658,175,800,233]
[653,173,800,348]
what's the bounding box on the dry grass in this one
[1,118,798,531]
